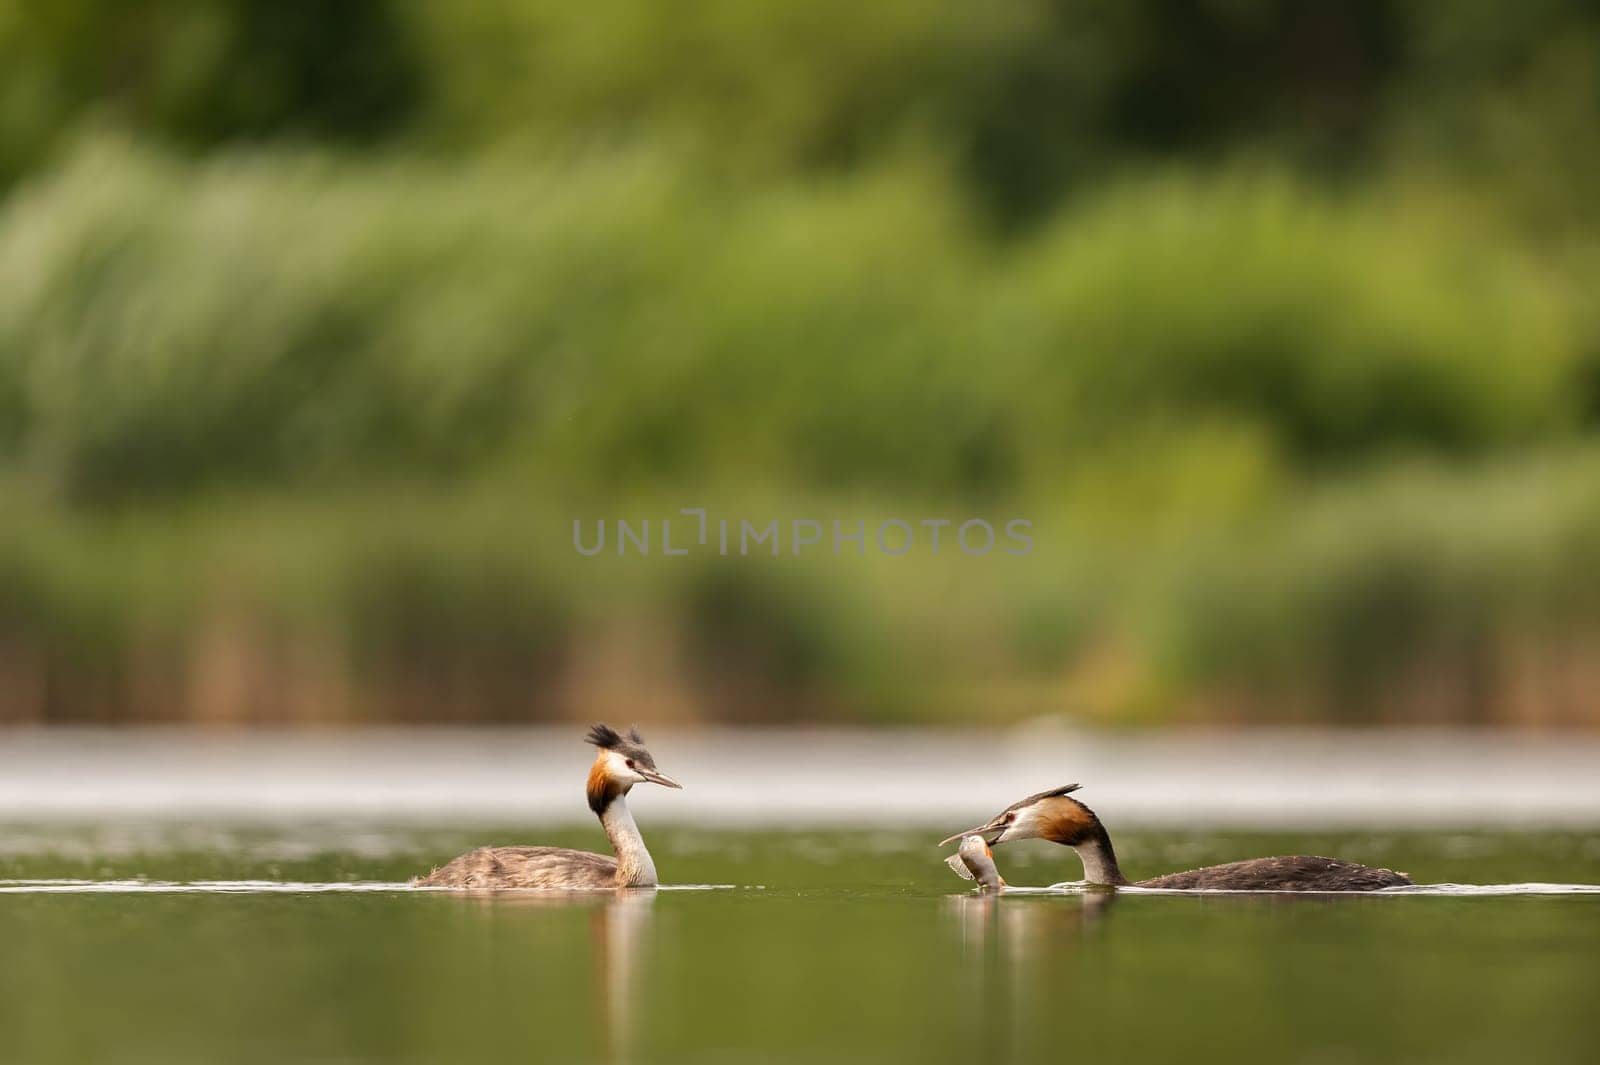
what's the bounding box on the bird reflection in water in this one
[591,890,654,1064]
[945,887,1114,1063]
[456,888,655,1065]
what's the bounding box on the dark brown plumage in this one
[1135,854,1411,891]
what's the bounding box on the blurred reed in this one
[2,1,1599,726]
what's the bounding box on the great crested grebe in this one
[413,724,681,890]
[940,784,1412,891]
[945,834,1006,891]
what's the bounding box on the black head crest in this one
[584,722,657,769]
[1004,783,1082,814]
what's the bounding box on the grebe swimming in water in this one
[940,784,1411,891]
[414,724,681,890]
[945,835,1006,891]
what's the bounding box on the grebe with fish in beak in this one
[940,784,1411,891]
[414,724,681,890]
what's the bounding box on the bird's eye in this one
[625,759,635,769]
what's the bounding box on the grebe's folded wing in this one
[413,845,620,888]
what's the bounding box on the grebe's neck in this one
[1067,807,1130,887]
[599,793,657,887]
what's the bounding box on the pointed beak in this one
[639,769,682,789]
[938,819,1006,847]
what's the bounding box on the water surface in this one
[1,824,1597,1064]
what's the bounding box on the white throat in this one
[1073,837,1122,886]
[601,792,658,887]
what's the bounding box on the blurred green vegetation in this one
[2,1,1600,725]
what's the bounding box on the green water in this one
[1,825,1598,1064]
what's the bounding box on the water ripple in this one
[0,879,748,894]
[1033,880,1600,896]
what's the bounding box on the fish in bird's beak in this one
[639,768,682,789]
[938,815,1010,848]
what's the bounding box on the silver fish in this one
[944,834,1005,891]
